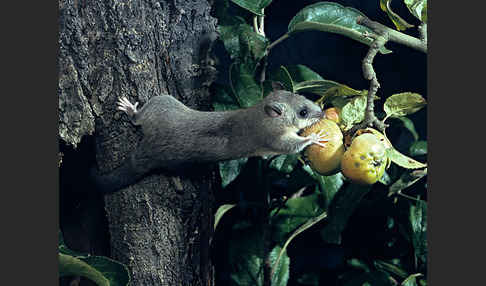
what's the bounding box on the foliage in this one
[287,2,393,54]
[212,0,427,285]
[59,231,130,286]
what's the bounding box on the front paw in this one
[306,129,329,148]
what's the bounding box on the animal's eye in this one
[299,108,308,118]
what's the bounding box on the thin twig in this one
[267,34,289,50]
[347,26,389,135]
[396,191,421,202]
[258,9,265,37]
[348,16,427,136]
[357,16,427,53]
[253,15,259,35]
[253,9,266,37]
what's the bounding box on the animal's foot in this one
[117,97,139,117]
[307,129,329,148]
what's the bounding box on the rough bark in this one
[58,0,218,285]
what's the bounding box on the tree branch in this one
[348,29,388,135]
[357,16,427,53]
[348,16,427,136]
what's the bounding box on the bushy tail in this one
[89,159,145,194]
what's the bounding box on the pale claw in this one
[308,130,330,147]
[316,129,328,137]
[313,141,328,148]
[116,97,139,116]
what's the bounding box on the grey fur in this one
[92,90,325,193]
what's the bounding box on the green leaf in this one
[303,165,345,208]
[318,173,345,208]
[340,270,394,286]
[238,28,269,67]
[374,260,408,279]
[288,2,392,54]
[212,84,241,111]
[230,0,273,16]
[384,92,426,119]
[294,80,367,102]
[271,192,326,243]
[321,184,372,244]
[59,253,110,285]
[214,204,237,231]
[270,66,294,92]
[271,164,319,194]
[389,168,427,195]
[80,256,130,286]
[396,199,427,273]
[285,65,324,83]
[228,228,289,286]
[282,209,327,251]
[59,231,85,257]
[379,170,392,185]
[230,63,263,108]
[219,158,249,188]
[409,200,427,268]
[58,231,130,286]
[401,273,423,286]
[268,154,300,174]
[404,0,427,23]
[219,21,268,69]
[271,212,327,285]
[380,0,414,31]
[340,95,368,131]
[59,254,130,286]
[380,163,400,186]
[218,18,248,58]
[347,258,371,272]
[409,141,427,157]
[395,116,419,141]
[269,246,290,286]
[386,148,427,169]
[229,228,264,286]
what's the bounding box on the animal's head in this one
[262,83,324,130]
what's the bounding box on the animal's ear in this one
[264,102,284,118]
[271,81,286,91]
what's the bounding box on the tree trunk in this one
[58,0,218,285]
